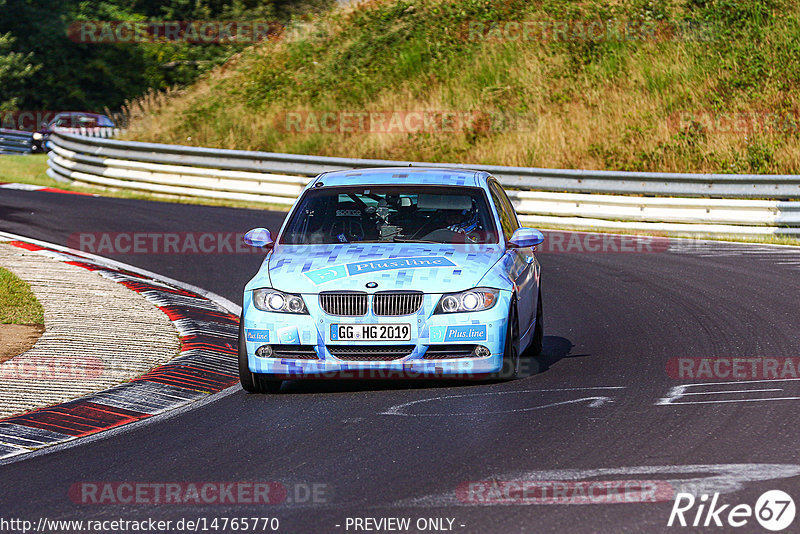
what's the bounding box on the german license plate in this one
[330,324,411,341]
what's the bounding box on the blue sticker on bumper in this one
[430,325,488,343]
[245,329,270,343]
[277,326,301,344]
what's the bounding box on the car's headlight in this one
[253,289,308,314]
[32,132,44,140]
[434,288,499,314]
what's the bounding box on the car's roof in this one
[310,167,488,188]
[53,112,108,118]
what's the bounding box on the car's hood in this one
[265,243,505,294]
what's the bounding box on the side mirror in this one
[508,228,544,249]
[243,228,274,248]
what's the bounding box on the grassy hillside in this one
[124,0,800,174]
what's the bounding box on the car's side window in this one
[497,183,521,229]
[489,180,519,240]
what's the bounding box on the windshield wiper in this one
[392,236,439,243]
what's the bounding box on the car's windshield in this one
[51,114,112,128]
[280,185,499,245]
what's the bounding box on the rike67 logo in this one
[668,490,795,531]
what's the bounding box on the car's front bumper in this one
[242,291,512,378]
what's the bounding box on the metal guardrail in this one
[46,132,800,236]
[52,127,122,139]
[0,129,33,155]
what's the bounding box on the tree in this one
[0,32,38,112]
[0,0,333,112]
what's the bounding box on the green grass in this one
[0,266,44,325]
[0,154,51,185]
[121,0,800,174]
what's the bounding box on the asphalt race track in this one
[2,188,800,533]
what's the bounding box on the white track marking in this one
[679,388,783,395]
[381,387,624,416]
[393,464,800,507]
[669,238,800,276]
[662,397,800,405]
[0,183,46,191]
[658,379,800,405]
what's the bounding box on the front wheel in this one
[493,303,519,381]
[529,284,543,356]
[253,375,282,393]
[238,316,282,393]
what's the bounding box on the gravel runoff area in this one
[0,241,181,418]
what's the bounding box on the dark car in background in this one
[31,112,115,153]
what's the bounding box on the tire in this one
[254,375,283,393]
[493,303,519,381]
[238,315,282,393]
[529,284,543,357]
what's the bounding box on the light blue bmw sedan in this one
[239,167,544,392]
